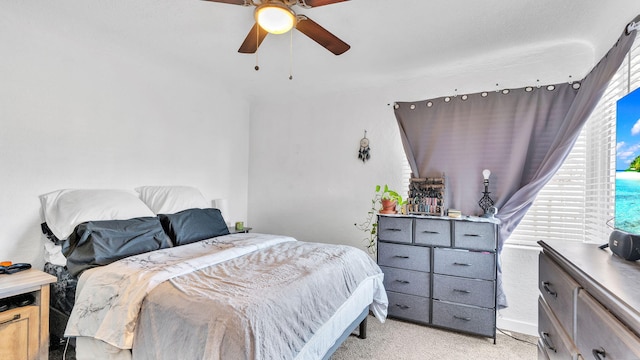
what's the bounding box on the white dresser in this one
[377,214,499,342]
[538,240,640,360]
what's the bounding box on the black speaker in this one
[608,230,640,261]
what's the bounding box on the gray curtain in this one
[394,20,637,308]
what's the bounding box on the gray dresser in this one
[538,240,640,360]
[377,214,498,342]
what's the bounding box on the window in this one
[509,34,640,245]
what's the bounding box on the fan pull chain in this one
[289,30,293,80]
[255,26,260,71]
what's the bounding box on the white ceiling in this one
[4,0,640,102]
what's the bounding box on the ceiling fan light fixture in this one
[255,4,296,34]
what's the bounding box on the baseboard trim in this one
[496,316,538,337]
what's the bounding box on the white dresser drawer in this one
[414,218,451,246]
[575,290,640,360]
[381,266,430,298]
[538,296,580,360]
[453,221,497,251]
[539,253,579,339]
[378,216,413,244]
[378,242,430,272]
[433,248,496,280]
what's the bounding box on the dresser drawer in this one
[381,266,430,297]
[387,291,430,324]
[538,253,579,338]
[432,300,495,337]
[538,296,580,360]
[432,274,495,308]
[537,340,551,360]
[453,221,496,251]
[414,218,451,246]
[0,305,40,360]
[433,248,495,280]
[378,216,413,244]
[378,242,430,272]
[575,290,640,360]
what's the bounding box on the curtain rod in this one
[388,81,581,108]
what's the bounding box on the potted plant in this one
[355,184,405,254]
[379,184,403,214]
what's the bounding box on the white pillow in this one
[40,189,155,240]
[43,240,67,267]
[135,186,210,214]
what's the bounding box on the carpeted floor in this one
[331,316,538,360]
[49,317,538,360]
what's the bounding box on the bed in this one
[40,186,388,360]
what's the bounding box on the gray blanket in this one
[66,234,387,359]
[132,240,385,360]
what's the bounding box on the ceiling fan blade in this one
[201,0,248,5]
[238,23,268,53]
[302,0,349,7]
[295,16,350,55]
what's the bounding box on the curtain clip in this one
[626,21,639,36]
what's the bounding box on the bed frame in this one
[321,307,368,360]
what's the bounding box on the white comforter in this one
[66,233,387,359]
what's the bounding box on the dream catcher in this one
[358,130,371,163]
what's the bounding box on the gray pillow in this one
[62,217,172,277]
[158,208,230,246]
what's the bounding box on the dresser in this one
[538,240,640,360]
[0,269,56,360]
[377,214,499,342]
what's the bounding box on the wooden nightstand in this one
[0,269,56,360]
[228,227,252,234]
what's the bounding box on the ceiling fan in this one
[202,0,351,55]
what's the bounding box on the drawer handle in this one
[453,262,472,266]
[540,332,556,353]
[394,304,410,310]
[464,233,482,237]
[387,228,402,232]
[542,281,557,298]
[395,279,410,284]
[453,289,471,294]
[422,230,440,234]
[592,348,606,360]
[453,315,471,321]
[393,255,410,259]
[0,314,20,325]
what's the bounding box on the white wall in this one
[0,15,251,268]
[248,90,406,247]
[248,89,540,336]
[497,244,540,336]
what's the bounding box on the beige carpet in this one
[331,316,538,360]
